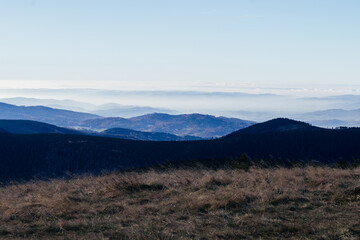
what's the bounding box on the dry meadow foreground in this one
[0,166,360,239]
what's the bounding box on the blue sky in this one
[0,0,359,91]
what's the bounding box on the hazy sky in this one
[0,0,359,91]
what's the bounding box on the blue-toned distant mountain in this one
[81,113,255,138]
[226,108,360,128]
[97,128,202,141]
[0,102,99,126]
[303,109,360,119]
[0,120,82,134]
[0,98,177,118]
[294,109,360,128]
[91,103,177,117]
[0,119,201,141]
[0,97,92,112]
[0,102,254,138]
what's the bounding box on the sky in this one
[0,0,359,93]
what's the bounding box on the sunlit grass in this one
[0,166,359,239]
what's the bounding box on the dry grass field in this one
[0,166,360,239]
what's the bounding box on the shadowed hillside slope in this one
[0,120,82,135]
[1,118,360,180]
[227,118,322,136]
[0,128,9,134]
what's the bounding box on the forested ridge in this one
[1,119,360,181]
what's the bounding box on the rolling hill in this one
[81,113,255,138]
[0,102,99,126]
[227,118,322,136]
[0,119,200,141]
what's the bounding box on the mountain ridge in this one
[0,98,177,118]
[1,118,360,180]
[0,102,99,126]
[81,113,255,138]
[227,118,322,136]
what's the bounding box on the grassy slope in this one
[0,167,360,239]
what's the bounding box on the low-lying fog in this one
[1,86,360,124]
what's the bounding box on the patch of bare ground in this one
[0,166,360,239]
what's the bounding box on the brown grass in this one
[0,166,360,239]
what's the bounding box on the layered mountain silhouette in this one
[0,98,177,117]
[91,103,177,117]
[0,102,99,126]
[0,120,199,141]
[294,109,360,128]
[1,118,360,181]
[0,102,255,138]
[81,113,255,138]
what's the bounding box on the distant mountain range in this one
[0,102,255,138]
[1,118,360,181]
[90,103,177,117]
[0,102,99,126]
[3,97,360,129]
[2,98,360,139]
[81,113,255,138]
[0,97,92,112]
[0,119,201,141]
[0,98,177,117]
[219,109,360,128]
[294,109,360,127]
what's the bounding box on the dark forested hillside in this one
[1,118,360,181]
[0,120,82,134]
[0,128,9,133]
[227,118,322,136]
